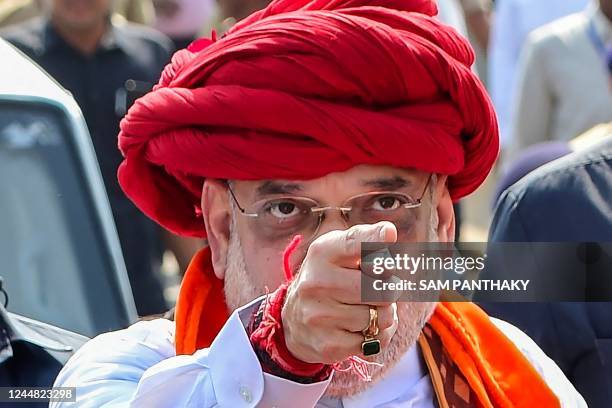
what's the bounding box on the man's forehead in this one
[236,166,426,198]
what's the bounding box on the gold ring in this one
[362,306,379,338]
[361,306,381,356]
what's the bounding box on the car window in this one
[0,101,132,337]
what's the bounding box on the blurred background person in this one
[0,0,156,27]
[491,141,572,206]
[114,0,155,25]
[0,0,189,316]
[492,122,612,206]
[433,0,491,243]
[508,0,612,161]
[459,0,491,52]
[153,0,215,50]
[435,0,473,241]
[457,0,491,80]
[481,129,612,407]
[216,0,270,32]
[489,0,589,151]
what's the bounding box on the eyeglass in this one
[227,174,433,244]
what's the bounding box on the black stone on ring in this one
[361,338,381,356]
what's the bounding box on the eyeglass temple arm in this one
[226,182,248,213]
[416,173,434,203]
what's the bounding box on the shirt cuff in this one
[206,296,331,407]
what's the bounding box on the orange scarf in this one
[175,248,559,408]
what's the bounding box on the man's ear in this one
[434,175,455,242]
[201,179,231,279]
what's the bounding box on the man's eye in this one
[268,201,300,218]
[372,196,403,211]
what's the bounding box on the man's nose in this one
[312,210,350,239]
[285,214,349,271]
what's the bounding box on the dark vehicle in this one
[0,38,138,395]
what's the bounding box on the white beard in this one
[223,217,263,312]
[223,203,439,398]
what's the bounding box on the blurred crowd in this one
[0,1,611,403]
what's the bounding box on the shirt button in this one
[239,385,253,403]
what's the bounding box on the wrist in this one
[249,285,332,382]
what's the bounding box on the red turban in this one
[118,0,499,238]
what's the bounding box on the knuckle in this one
[319,340,342,360]
[318,275,340,293]
[301,268,339,294]
[307,234,330,257]
[297,278,324,298]
[297,278,314,293]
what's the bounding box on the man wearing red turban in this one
[52,0,585,406]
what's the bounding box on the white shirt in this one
[488,0,589,147]
[52,298,586,407]
[507,3,612,161]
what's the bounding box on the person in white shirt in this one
[51,0,586,406]
[507,0,612,161]
[488,0,589,149]
[459,0,491,50]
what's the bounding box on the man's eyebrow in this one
[361,176,412,190]
[256,181,304,197]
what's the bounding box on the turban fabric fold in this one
[118,0,499,238]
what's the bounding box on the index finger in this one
[308,221,398,268]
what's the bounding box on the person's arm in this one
[507,32,554,162]
[464,10,490,50]
[51,299,331,407]
[460,0,491,50]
